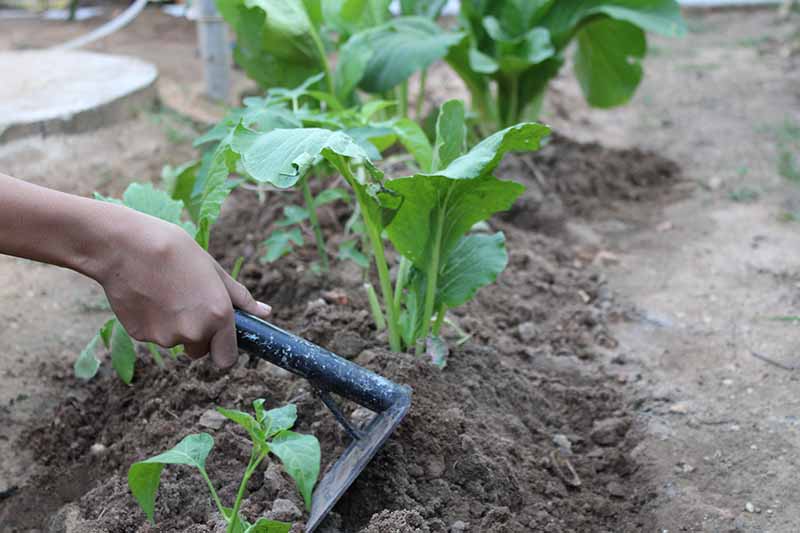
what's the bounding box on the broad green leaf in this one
[217,0,326,92]
[336,17,464,96]
[195,106,301,147]
[400,0,447,19]
[244,518,292,533]
[236,128,372,188]
[322,0,391,38]
[313,187,350,207]
[98,183,197,237]
[360,100,397,121]
[111,322,136,384]
[262,228,304,262]
[438,232,508,308]
[269,431,321,511]
[195,140,238,250]
[261,404,297,437]
[391,118,433,172]
[431,100,467,172]
[128,433,214,523]
[337,239,370,268]
[574,19,645,108]
[217,407,265,445]
[74,333,102,380]
[275,205,310,227]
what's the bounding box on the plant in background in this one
[224,98,549,365]
[128,400,320,533]
[214,0,461,114]
[448,0,687,128]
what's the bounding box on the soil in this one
[1,5,800,533]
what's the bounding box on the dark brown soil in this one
[0,138,678,533]
[501,133,681,231]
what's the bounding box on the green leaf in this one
[438,232,509,308]
[337,239,370,268]
[400,0,447,19]
[322,0,391,38]
[236,128,373,188]
[262,228,304,262]
[313,187,350,207]
[98,183,197,237]
[195,140,238,250]
[336,17,463,96]
[269,431,321,511]
[275,205,310,227]
[431,100,467,172]
[217,407,265,445]
[261,404,297,437]
[244,518,292,533]
[574,18,645,108]
[217,0,325,92]
[128,433,214,523]
[99,318,116,349]
[110,322,136,384]
[391,118,433,172]
[74,333,102,380]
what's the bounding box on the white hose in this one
[51,0,149,51]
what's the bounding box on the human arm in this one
[0,172,270,368]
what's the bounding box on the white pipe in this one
[51,0,149,51]
[196,0,231,102]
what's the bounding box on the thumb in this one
[214,262,272,319]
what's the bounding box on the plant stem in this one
[308,23,336,97]
[226,450,266,533]
[231,255,245,281]
[415,69,428,119]
[393,256,411,317]
[506,75,519,129]
[399,81,409,118]
[432,304,446,336]
[417,207,445,355]
[199,467,226,517]
[365,283,386,331]
[301,176,329,273]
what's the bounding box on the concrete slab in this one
[0,50,157,143]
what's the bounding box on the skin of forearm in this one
[0,172,133,281]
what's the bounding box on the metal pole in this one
[196,0,230,102]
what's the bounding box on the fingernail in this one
[257,302,272,315]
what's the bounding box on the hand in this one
[93,208,271,368]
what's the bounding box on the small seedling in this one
[128,400,320,533]
[728,187,760,203]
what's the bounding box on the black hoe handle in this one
[234,310,408,413]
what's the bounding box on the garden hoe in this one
[234,310,412,532]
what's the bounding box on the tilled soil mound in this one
[0,135,672,533]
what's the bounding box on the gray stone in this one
[269,498,302,521]
[0,50,157,143]
[450,520,469,532]
[199,409,227,430]
[517,321,540,343]
[590,417,631,447]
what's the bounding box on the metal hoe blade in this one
[234,310,413,533]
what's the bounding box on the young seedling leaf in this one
[128,433,214,523]
[338,239,370,269]
[99,317,116,349]
[313,187,350,207]
[275,205,310,227]
[244,518,292,533]
[217,407,266,445]
[269,431,321,511]
[74,333,102,380]
[262,228,304,263]
[121,183,198,237]
[261,404,297,438]
[431,100,467,171]
[391,118,433,172]
[400,0,447,19]
[110,322,137,384]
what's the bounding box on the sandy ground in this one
[1,6,800,532]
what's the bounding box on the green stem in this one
[365,283,386,331]
[399,81,409,118]
[415,69,427,119]
[231,256,245,281]
[199,467,226,517]
[308,23,335,96]
[417,208,445,355]
[393,256,411,317]
[226,450,267,533]
[506,75,519,129]
[301,177,329,273]
[432,305,446,336]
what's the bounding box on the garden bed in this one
[1,140,679,533]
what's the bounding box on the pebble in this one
[517,321,540,343]
[669,402,690,414]
[606,481,627,499]
[590,417,631,447]
[270,498,302,521]
[450,520,469,532]
[89,443,107,455]
[198,409,227,430]
[745,502,756,513]
[552,434,573,454]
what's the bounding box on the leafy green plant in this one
[128,400,320,533]
[447,0,687,128]
[224,98,549,363]
[75,155,235,383]
[214,0,461,113]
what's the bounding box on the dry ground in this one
[1,6,800,532]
